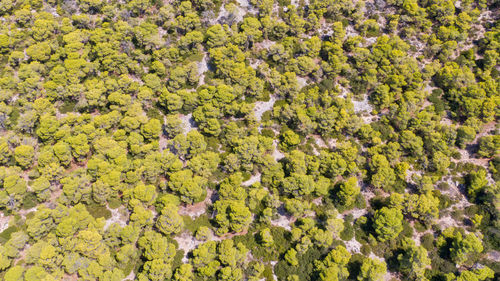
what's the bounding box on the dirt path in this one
[197,54,208,86]
[178,189,212,219]
[271,140,285,161]
[345,238,362,254]
[242,172,261,187]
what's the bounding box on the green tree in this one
[156,204,184,235]
[358,258,387,281]
[373,207,404,241]
[174,264,194,281]
[259,228,274,247]
[397,239,430,280]
[14,145,35,169]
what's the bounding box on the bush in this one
[85,202,112,219]
[263,265,274,281]
[421,233,434,251]
[414,221,428,233]
[233,227,291,262]
[428,89,446,113]
[261,111,272,123]
[182,214,212,234]
[261,128,275,138]
[274,246,329,281]
[21,192,38,210]
[437,182,450,191]
[0,226,18,243]
[340,218,354,241]
[360,244,371,255]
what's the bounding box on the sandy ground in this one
[197,54,208,86]
[104,206,128,231]
[270,261,278,281]
[236,0,258,14]
[345,238,362,254]
[487,250,500,263]
[346,208,368,220]
[253,95,276,122]
[352,95,373,114]
[296,77,308,89]
[312,135,328,149]
[174,232,207,263]
[270,214,294,231]
[0,213,11,233]
[272,140,285,161]
[18,206,37,221]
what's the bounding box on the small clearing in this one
[254,95,276,121]
[122,270,135,281]
[180,113,196,134]
[174,232,205,263]
[352,95,373,114]
[178,189,212,219]
[104,206,128,231]
[297,77,308,89]
[345,238,362,254]
[270,214,294,231]
[242,172,261,187]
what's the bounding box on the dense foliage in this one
[0,0,498,280]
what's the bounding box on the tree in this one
[138,259,172,281]
[156,204,184,235]
[369,154,396,191]
[174,264,194,281]
[141,118,161,140]
[284,248,298,266]
[133,184,158,206]
[26,41,53,62]
[31,176,51,202]
[280,130,301,150]
[455,266,494,281]
[477,135,499,158]
[168,169,207,204]
[450,232,484,266]
[373,207,404,241]
[337,177,360,207]
[68,134,90,161]
[138,230,177,262]
[53,141,72,167]
[259,228,274,247]
[466,169,488,200]
[206,24,227,48]
[14,145,34,169]
[187,151,220,177]
[0,139,11,164]
[315,246,351,281]
[4,265,24,281]
[358,258,387,281]
[397,239,430,280]
[213,199,252,234]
